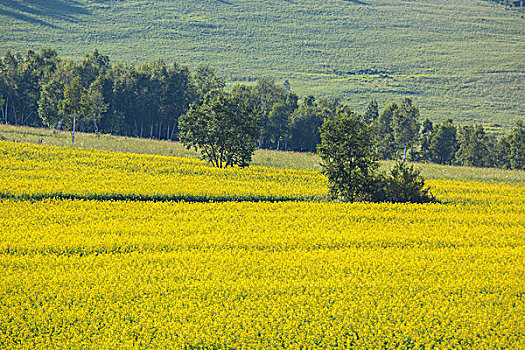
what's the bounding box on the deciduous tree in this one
[179,91,260,168]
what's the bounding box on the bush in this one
[385,162,435,203]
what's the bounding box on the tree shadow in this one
[0,8,59,28]
[0,0,90,27]
[342,0,368,5]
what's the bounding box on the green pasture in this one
[0,0,523,129]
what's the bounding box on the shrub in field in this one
[317,108,380,202]
[385,161,435,203]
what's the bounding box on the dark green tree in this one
[392,98,421,161]
[288,96,325,152]
[318,109,380,202]
[374,102,397,159]
[419,118,434,162]
[193,64,225,103]
[456,125,491,167]
[493,135,511,169]
[58,76,88,144]
[83,78,108,133]
[0,50,20,124]
[386,162,434,203]
[76,49,111,89]
[430,119,458,165]
[252,77,290,149]
[179,91,260,168]
[267,92,298,150]
[362,99,379,125]
[509,120,525,170]
[38,59,77,130]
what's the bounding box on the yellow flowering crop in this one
[0,141,327,202]
[0,141,524,349]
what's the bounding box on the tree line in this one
[0,48,524,170]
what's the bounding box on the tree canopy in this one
[178,91,260,168]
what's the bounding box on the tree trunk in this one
[404,147,407,162]
[170,123,176,141]
[150,123,153,139]
[140,123,143,138]
[158,121,162,140]
[4,98,8,124]
[72,115,76,145]
[94,120,99,133]
[166,125,170,140]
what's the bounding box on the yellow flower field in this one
[0,141,326,202]
[0,141,524,349]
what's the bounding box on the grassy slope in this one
[2,123,524,183]
[0,0,523,130]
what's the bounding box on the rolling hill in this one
[0,0,524,129]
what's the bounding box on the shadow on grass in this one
[0,0,89,27]
[0,8,59,28]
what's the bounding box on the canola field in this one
[1,141,524,349]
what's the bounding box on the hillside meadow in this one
[0,139,524,348]
[0,0,524,128]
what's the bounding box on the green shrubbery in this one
[319,110,434,204]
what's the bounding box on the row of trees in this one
[1,48,524,170]
[483,0,524,7]
[0,48,326,150]
[369,99,525,170]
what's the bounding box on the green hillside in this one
[0,0,524,128]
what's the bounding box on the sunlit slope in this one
[0,141,327,201]
[1,0,523,128]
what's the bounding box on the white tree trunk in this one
[72,115,76,145]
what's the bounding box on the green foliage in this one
[319,109,435,203]
[289,96,330,152]
[318,109,379,202]
[392,98,420,161]
[374,102,397,160]
[178,91,260,168]
[193,64,225,103]
[430,119,458,165]
[386,162,434,203]
[419,118,434,162]
[456,125,492,167]
[362,99,378,126]
[509,120,525,170]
